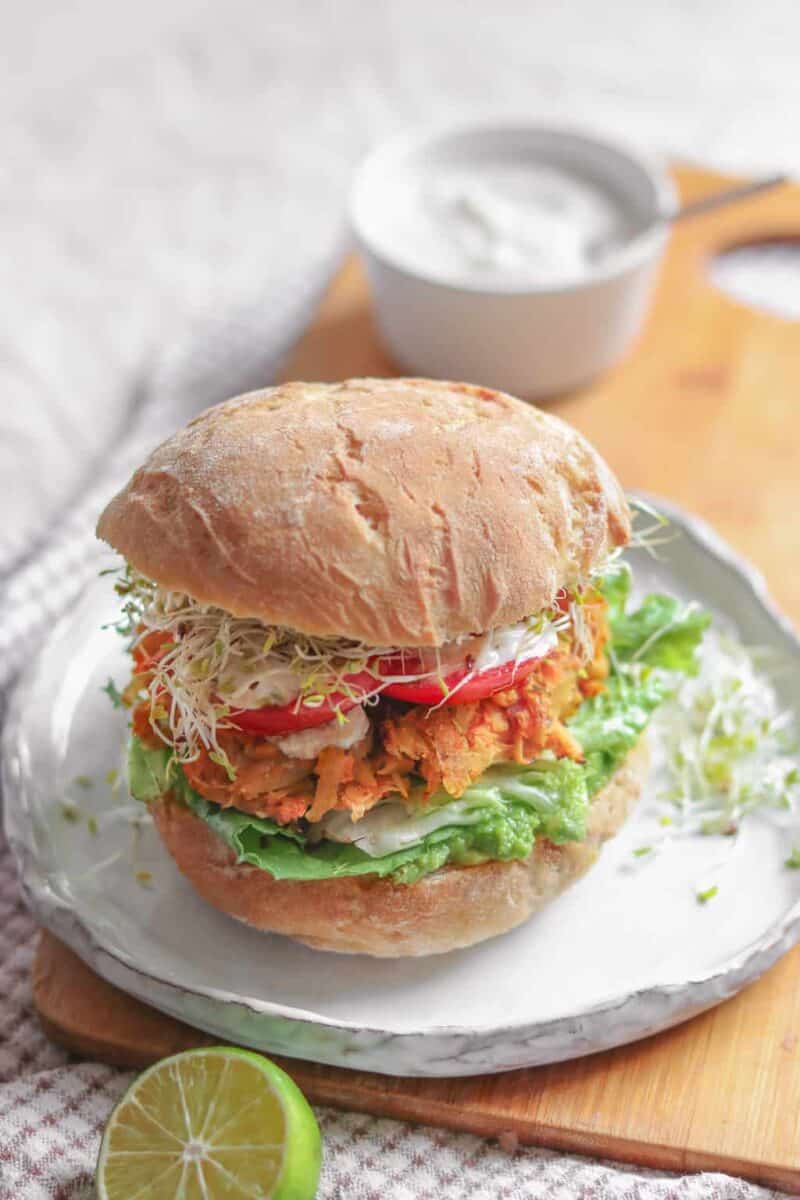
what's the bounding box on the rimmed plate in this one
[4,499,800,1077]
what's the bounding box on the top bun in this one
[97,378,630,646]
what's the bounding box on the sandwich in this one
[98,378,707,956]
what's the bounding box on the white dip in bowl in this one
[350,123,676,398]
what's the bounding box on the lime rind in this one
[96,1046,321,1200]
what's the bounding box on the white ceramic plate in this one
[4,499,800,1077]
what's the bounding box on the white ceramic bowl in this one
[350,123,676,398]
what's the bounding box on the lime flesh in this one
[96,1046,322,1200]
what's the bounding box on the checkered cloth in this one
[0,837,788,1200]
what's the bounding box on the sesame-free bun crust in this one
[97,378,629,646]
[151,740,647,957]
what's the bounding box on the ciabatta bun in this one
[97,378,629,646]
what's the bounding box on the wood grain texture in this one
[33,166,800,1191]
[34,930,800,1192]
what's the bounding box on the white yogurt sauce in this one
[319,795,492,856]
[386,161,626,287]
[269,705,370,759]
[218,660,300,709]
[470,620,558,672]
[405,618,560,679]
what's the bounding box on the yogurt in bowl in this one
[350,123,676,398]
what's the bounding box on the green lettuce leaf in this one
[128,571,709,884]
[568,672,666,796]
[599,564,631,626]
[187,791,540,885]
[129,737,589,884]
[602,565,710,675]
[128,735,173,802]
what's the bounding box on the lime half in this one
[96,1046,322,1200]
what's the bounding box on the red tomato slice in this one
[380,655,540,707]
[132,630,173,673]
[227,670,377,736]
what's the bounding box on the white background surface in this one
[2,0,799,577]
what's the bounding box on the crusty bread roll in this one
[97,378,629,646]
[151,740,647,957]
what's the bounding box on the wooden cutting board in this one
[33,166,800,1192]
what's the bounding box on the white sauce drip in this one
[269,705,370,759]
[218,661,300,709]
[391,618,561,682]
[470,621,558,672]
[319,796,495,856]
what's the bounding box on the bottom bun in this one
[152,739,648,957]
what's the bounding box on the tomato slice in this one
[380,655,540,707]
[132,630,173,673]
[227,670,377,736]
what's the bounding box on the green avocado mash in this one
[128,568,709,884]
